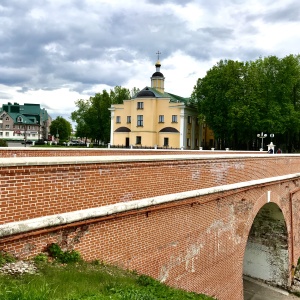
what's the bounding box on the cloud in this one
[0,0,300,121]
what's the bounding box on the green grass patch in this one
[0,261,216,300]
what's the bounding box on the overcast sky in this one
[1,0,300,124]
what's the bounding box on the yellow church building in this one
[109,58,214,149]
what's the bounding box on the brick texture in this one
[1,150,300,300]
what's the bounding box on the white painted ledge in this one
[1,173,300,238]
[0,153,298,166]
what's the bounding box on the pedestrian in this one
[277,148,282,154]
[268,148,273,154]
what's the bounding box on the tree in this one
[50,116,72,141]
[71,86,130,144]
[192,54,300,151]
[71,99,91,140]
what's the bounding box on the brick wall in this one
[1,152,300,299]
[0,147,263,158]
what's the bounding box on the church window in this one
[127,116,131,123]
[172,115,177,123]
[116,116,121,123]
[159,115,164,123]
[137,115,143,126]
[137,102,144,109]
[136,136,141,145]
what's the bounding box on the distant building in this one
[0,102,52,141]
[109,58,214,149]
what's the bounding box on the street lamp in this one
[56,128,59,143]
[24,121,27,148]
[257,132,267,151]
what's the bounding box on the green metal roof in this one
[132,86,192,106]
[0,102,50,124]
[6,112,37,125]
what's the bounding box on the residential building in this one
[109,58,214,149]
[0,102,52,141]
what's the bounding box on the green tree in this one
[50,116,72,141]
[71,99,91,140]
[192,54,300,151]
[71,86,130,144]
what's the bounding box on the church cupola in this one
[151,51,165,93]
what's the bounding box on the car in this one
[69,140,86,146]
[21,140,33,144]
[35,139,47,145]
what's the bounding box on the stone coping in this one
[0,153,297,166]
[0,173,299,238]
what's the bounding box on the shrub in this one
[47,243,82,263]
[0,251,16,266]
[0,139,8,147]
[34,253,48,263]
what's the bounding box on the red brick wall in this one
[0,147,263,157]
[1,152,300,299]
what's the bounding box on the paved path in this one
[244,277,299,300]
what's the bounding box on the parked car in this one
[35,139,47,145]
[69,140,86,146]
[21,140,33,144]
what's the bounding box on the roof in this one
[6,112,38,125]
[151,71,164,77]
[132,86,193,106]
[0,102,50,123]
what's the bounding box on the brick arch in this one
[241,186,290,286]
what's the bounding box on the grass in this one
[0,260,216,300]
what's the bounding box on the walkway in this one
[244,277,299,300]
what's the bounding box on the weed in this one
[0,251,16,266]
[47,243,82,263]
[34,253,48,263]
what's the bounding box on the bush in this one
[0,139,8,147]
[0,251,16,266]
[47,243,82,263]
[34,253,48,263]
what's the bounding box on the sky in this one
[1,0,300,126]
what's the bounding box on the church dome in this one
[152,71,164,77]
[136,87,155,98]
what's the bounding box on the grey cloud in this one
[0,0,286,97]
[0,93,13,100]
[264,3,300,23]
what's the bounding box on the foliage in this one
[0,260,215,300]
[71,86,131,144]
[49,116,72,141]
[34,253,48,263]
[192,54,300,150]
[47,243,82,264]
[0,251,15,266]
[0,139,8,147]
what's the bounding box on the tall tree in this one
[71,86,130,144]
[50,116,72,141]
[192,54,300,150]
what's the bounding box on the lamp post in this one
[257,132,267,151]
[24,121,27,147]
[56,128,59,144]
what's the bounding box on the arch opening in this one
[243,202,289,286]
